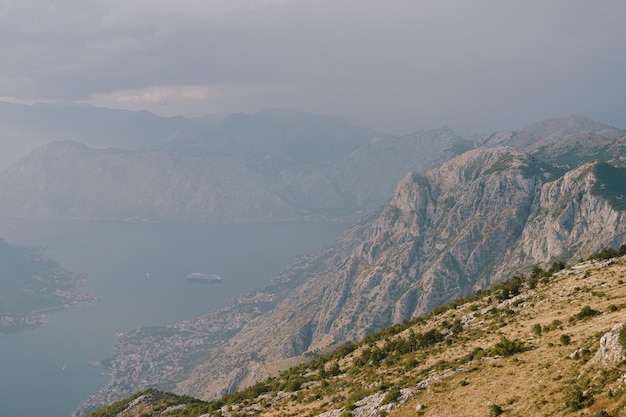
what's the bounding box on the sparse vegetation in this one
[488,404,504,417]
[570,305,600,322]
[380,387,401,406]
[492,337,524,357]
[588,244,626,261]
[86,255,626,417]
[564,383,591,411]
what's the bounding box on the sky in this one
[0,0,625,134]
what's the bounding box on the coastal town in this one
[0,240,100,334]
[74,289,278,416]
[0,287,99,333]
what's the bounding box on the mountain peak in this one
[508,115,624,151]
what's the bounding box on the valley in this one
[1,105,625,416]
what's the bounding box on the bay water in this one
[0,218,345,417]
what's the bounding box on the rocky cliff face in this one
[167,146,626,401]
[494,162,626,278]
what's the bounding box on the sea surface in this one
[0,218,346,417]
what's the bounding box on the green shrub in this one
[532,323,542,336]
[547,260,566,275]
[464,347,486,362]
[380,387,401,405]
[589,246,620,261]
[402,357,418,370]
[328,362,341,376]
[570,305,600,322]
[285,379,303,392]
[560,334,571,346]
[488,404,503,417]
[549,319,563,331]
[492,337,524,356]
[564,384,589,411]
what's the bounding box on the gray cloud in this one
[1,0,625,133]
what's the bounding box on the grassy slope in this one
[87,252,626,417]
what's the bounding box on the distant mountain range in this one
[0,101,210,171]
[0,104,474,222]
[3,104,622,224]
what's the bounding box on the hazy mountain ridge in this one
[477,114,624,151]
[1,105,623,223]
[0,102,208,171]
[477,114,626,171]
[0,108,473,222]
[86,253,626,417]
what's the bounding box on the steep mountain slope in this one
[173,148,626,400]
[86,253,626,417]
[78,146,626,411]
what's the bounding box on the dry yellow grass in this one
[255,258,626,417]
[88,257,626,417]
[391,259,626,417]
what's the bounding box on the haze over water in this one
[0,218,345,417]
